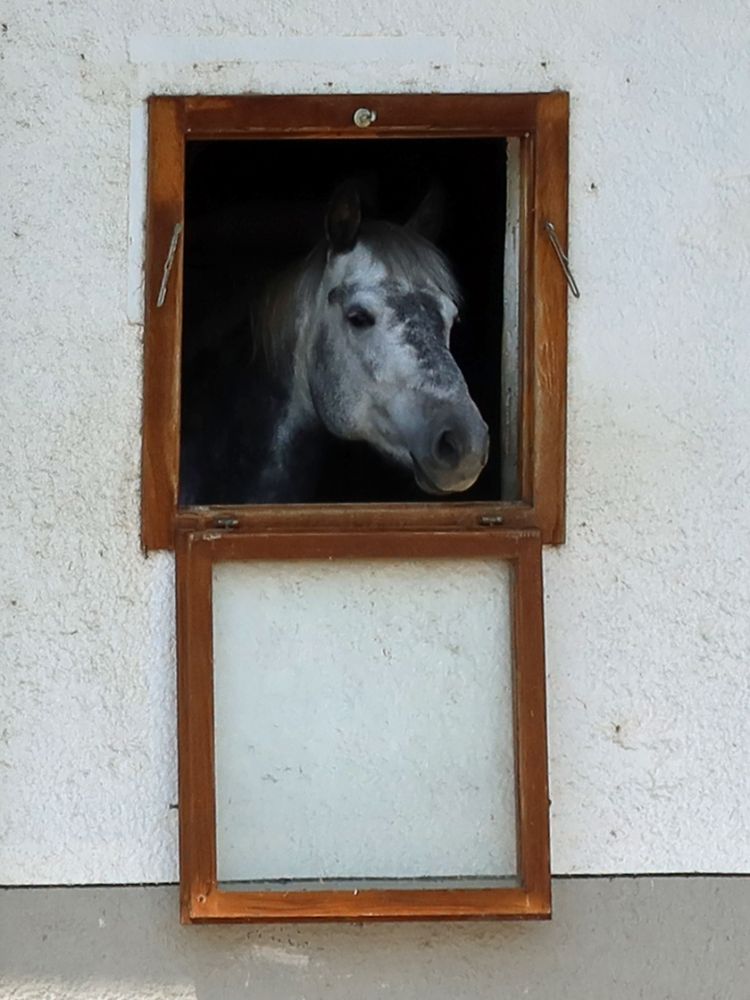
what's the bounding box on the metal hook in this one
[544,221,580,299]
[156,222,183,308]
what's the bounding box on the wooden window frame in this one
[141,91,569,549]
[176,528,550,923]
[144,91,563,922]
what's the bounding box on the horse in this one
[180,183,489,505]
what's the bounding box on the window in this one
[176,529,549,922]
[142,92,569,922]
[142,92,569,548]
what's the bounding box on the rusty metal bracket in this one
[544,221,580,298]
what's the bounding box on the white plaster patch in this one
[249,944,311,969]
[127,103,148,325]
[127,35,456,66]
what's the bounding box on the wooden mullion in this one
[176,531,217,922]
[174,501,541,536]
[184,92,545,139]
[190,886,544,923]
[141,96,186,551]
[530,91,569,544]
[513,537,551,909]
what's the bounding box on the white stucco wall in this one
[1,1,748,885]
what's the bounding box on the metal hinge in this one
[478,515,505,527]
[212,517,240,530]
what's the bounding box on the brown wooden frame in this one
[142,92,569,550]
[176,528,550,923]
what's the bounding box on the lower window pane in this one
[212,557,518,887]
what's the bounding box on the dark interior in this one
[181,137,508,504]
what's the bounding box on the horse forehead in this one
[328,245,389,285]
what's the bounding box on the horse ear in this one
[406,184,445,243]
[325,182,362,253]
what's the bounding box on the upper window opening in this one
[180,137,510,506]
[141,93,569,548]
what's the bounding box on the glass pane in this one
[212,558,517,888]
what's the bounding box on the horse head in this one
[302,182,490,495]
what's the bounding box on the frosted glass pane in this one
[212,558,517,884]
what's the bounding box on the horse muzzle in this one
[409,406,490,495]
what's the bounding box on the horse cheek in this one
[309,324,356,438]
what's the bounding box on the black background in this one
[182,137,508,503]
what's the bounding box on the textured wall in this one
[1,0,749,885]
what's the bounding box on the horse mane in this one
[251,243,326,379]
[252,219,460,378]
[359,220,461,306]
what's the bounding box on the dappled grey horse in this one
[180,184,489,504]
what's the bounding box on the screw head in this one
[353,107,377,128]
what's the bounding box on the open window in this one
[142,92,569,922]
[142,92,569,547]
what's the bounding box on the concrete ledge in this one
[1,877,748,998]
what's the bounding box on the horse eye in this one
[346,307,375,329]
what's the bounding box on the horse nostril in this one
[434,428,463,469]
